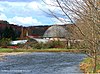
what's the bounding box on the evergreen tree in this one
[2,26,17,40]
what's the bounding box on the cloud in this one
[0,13,43,26]
[0,1,43,26]
[0,0,71,26]
[0,1,44,16]
[26,1,42,11]
[0,5,5,12]
[51,17,71,24]
[0,13,7,20]
[9,16,43,26]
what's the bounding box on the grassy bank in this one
[0,48,87,53]
[0,48,86,61]
[80,56,100,73]
[0,48,14,52]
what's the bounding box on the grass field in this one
[0,48,86,53]
[0,48,14,52]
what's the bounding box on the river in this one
[0,52,86,74]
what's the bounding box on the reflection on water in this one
[0,52,86,74]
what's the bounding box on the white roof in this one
[33,38,49,43]
[10,40,28,45]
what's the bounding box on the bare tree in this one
[43,0,100,73]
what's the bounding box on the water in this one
[0,52,86,74]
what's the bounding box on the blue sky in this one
[0,0,70,26]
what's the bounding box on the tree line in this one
[0,26,20,40]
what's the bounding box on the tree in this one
[2,26,17,40]
[0,38,11,47]
[43,0,100,72]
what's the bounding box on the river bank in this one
[0,48,85,61]
[0,48,87,53]
[0,52,30,57]
[80,57,100,73]
[0,52,30,61]
[0,48,86,58]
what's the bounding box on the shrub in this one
[16,39,66,49]
[38,41,66,49]
[0,38,11,47]
[32,43,42,49]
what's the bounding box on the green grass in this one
[83,57,93,63]
[0,48,14,52]
[0,48,86,53]
[81,56,100,72]
[97,63,100,71]
[97,56,100,71]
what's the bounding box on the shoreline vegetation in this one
[0,48,86,63]
[0,48,86,60]
[0,48,100,73]
[0,48,87,53]
[80,57,100,73]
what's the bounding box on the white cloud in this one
[8,16,43,26]
[4,1,42,11]
[45,0,57,5]
[0,1,43,26]
[26,1,41,10]
[43,0,58,11]
[0,13,43,26]
[4,1,27,7]
[51,17,71,24]
[0,13,7,20]
[0,6,5,12]
[0,0,68,26]
[0,1,41,12]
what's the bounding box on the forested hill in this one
[0,20,50,40]
[0,20,73,40]
[0,20,22,40]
